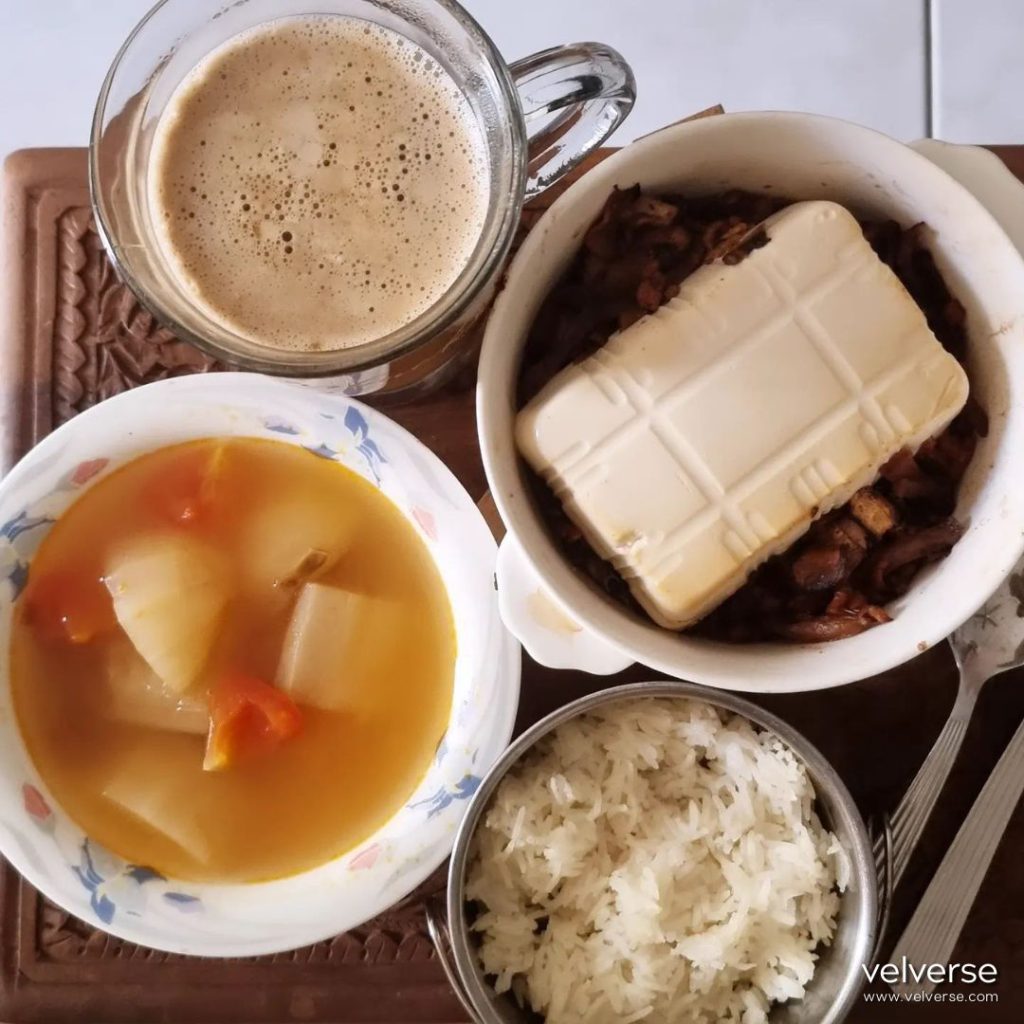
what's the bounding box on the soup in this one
[11,438,455,883]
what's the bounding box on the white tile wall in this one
[0,0,150,155]
[0,0,1023,161]
[463,0,928,141]
[932,0,1024,142]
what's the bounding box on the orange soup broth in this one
[11,438,455,882]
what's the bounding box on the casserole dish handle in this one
[495,534,634,674]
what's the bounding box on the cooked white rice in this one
[466,697,848,1024]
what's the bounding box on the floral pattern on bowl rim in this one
[0,373,520,956]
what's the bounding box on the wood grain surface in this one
[1,143,1022,1023]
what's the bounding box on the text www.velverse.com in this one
[864,991,1000,1004]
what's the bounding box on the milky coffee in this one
[149,17,489,352]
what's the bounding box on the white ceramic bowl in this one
[478,112,1024,692]
[0,373,520,956]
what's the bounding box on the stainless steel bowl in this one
[431,681,877,1024]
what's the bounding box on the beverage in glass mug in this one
[91,0,635,394]
[149,16,490,353]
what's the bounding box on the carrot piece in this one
[203,673,303,771]
[23,569,116,644]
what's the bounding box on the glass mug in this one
[90,0,635,397]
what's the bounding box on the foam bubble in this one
[149,15,488,352]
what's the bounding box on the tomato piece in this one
[145,445,225,527]
[22,569,116,644]
[203,673,303,771]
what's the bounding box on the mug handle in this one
[496,533,635,674]
[508,43,636,200]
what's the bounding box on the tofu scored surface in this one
[516,200,970,630]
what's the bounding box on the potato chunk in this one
[239,493,354,598]
[105,532,229,695]
[102,741,210,862]
[276,582,399,710]
[104,637,208,736]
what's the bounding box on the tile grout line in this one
[924,0,935,138]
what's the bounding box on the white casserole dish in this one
[477,112,1024,691]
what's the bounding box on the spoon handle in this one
[875,672,981,887]
[889,714,1024,995]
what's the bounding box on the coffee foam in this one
[148,16,489,352]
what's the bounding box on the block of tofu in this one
[516,200,970,630]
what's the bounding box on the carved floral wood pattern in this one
[53,207,221,427]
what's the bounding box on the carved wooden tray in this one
[2,147,1023,1023]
